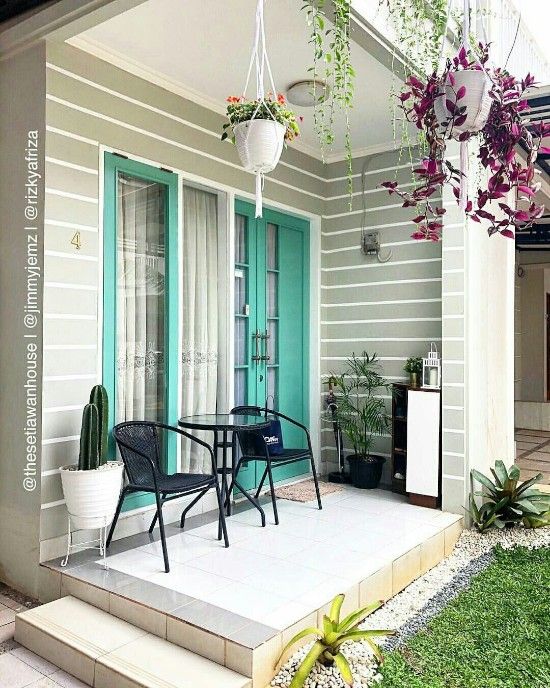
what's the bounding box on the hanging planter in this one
[233,119,285,174]
[434,68,492,136]
[381,40,550,241]
[221,0,300,218]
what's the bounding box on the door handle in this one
[251,330,262,362]
[260,330,270,361]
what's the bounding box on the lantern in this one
[422,343,441,389]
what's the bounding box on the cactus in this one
[89,384,109,464]
[78,403,100,471]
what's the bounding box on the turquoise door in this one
[103,153,179,511]
[234,200,310,489]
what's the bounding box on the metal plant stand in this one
[61,515,109,569]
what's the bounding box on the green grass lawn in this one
[380,545,550,688]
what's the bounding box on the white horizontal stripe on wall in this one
[46,94,325,202]
[45,219,97,233]
[42,435,80,445]
[45,250,98,262]
[41,499,65,510]
[442,474,465,481]
[322,258,441,272]
[41,468,61,477]
[46,125,98,146]
[44,344,97,350]
[46,187,98,204]
[322,277,441,290]
[322,317,441,325]
[43,374,96,382]
[44,314,96,320]
[322,356,408,361]
[322,337,443,343]
[43,404,83,413]
[45,156,98,175]
[322,298,441,307]
[322,239,442,254]
[45,282,98,291]
[444,405,463,411]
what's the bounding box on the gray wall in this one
[40,41,325,558]
[0,43,46,596]
[320,150,443,484]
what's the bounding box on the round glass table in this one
[178,413,273,526]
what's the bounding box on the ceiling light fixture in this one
[286,80,328,108]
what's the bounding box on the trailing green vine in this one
[302,0,355,201]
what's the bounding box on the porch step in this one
[15,596,251,688]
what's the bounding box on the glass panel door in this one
[116,172,166,424]
[233,200,310,488]
[103,153,178,510]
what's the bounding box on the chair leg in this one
[148,492,166,534]
[214,480,230,548]
[180,489,209,530]
[265,460,279,525]
[254,466,268,499]
[154,490,170,573]
[310,455,323,510]
[106,487,127,548]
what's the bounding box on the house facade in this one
[0,0,548,600]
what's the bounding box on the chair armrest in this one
[154,423,217,476]
[267,410,313,452]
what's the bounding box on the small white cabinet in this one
[405,389,441,503]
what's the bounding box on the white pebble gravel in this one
[271,526,550,688]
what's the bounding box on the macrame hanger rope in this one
[241,0,279,217]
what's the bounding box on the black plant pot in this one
[347,454,385,489]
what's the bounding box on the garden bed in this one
[272,527,550,688]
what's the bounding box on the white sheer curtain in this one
[116,173,165,424]
[181,186,219,472]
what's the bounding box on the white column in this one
[441,142,515,515]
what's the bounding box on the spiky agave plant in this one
[277,594,394,688]
[470,460,550,531]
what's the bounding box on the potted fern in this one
[59,385,123,530]
[331,353,391,489]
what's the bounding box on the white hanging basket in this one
[234,119,285,174]
[435,69,493,137]
[60,461,123,530]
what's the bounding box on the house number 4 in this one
[70,231,82,250]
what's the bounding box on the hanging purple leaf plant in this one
[381,44,550,241]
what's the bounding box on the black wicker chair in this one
[106,421,229,572]
[228,406,322,525]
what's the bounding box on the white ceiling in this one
[71,0,401,159]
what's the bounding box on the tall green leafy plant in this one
[331,352,390,460]
[302,0,355,200]
[277,593,393,688]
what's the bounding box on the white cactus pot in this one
[434,69,493,136]
[234,119,285,173]
[60,461,124,530]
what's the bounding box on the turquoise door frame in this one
[103,152,179,511]
[234,199,310,490]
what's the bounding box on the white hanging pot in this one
[234,119,285,174]
[60,461,123,530]
[434,69,493,137]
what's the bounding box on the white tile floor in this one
[102,487,462,630]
